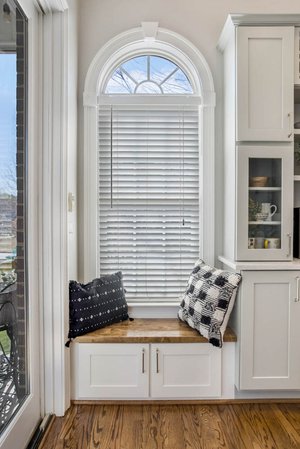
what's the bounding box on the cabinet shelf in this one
[294,175,300,181]
[248,187,281,191]
[249,221,281,225]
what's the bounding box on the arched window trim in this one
[83,25,216,306]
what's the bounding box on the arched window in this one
[105,55,193,94]
[83,25,215,307]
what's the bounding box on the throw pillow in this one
[178,259,241,347]
[68,271,128,339]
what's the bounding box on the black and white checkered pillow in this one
[68,272,129,339]
[178,259,241,347]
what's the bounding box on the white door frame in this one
[38,0,71,417]
[1,2,72,447]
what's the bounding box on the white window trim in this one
[83,24,215,314]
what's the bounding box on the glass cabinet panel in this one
[248,158,282,250]
[237,146,293,261]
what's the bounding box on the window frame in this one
[83,24,215,312]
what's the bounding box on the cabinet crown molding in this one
[38,0,69,13]
[218,14,300,51]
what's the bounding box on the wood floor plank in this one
[55,405,96,449]
[88,404,119,449]
[39,403,300,449]
[142,404,169,449]
[229,404,280,449]
[217,404,254,449]
[157,405,187,449]
[267,404,300,448]
[277,403,300,433]
[181,404,227,449]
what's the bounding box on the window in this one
[105,55,193,94]
[0,3,28,432]
[83,25,215,306]
[98,56,199,302]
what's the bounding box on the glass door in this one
[0,1,41,448]
[237,146,294,261]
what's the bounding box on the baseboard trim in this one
[71,398,300,405]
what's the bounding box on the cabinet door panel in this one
[236,145,293,261]
[237,27,294,141]
[239,271,300,390]
[150,344,221,398]
[72,343,149,399]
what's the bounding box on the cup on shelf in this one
[264,238,281,249]
[248,237,265,249]
[255,237,265,249]
[248,238,255,249]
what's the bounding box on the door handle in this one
[288,112,293,138]
[142,348,145,373]
[287,233,292,258]
[295,277,300,302]
[156,348,159,373]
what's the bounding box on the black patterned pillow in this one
[68,272,128,339]
[178,260,241,347]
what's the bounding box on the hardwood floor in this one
[39,403,300,449]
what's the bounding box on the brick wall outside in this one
[15,6,28,399]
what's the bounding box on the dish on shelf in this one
[255,212,269,222]
[249,176,268,187]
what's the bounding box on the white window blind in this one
[98,105,199,302]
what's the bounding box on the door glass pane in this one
[0,2,28,433]
[248,158,282,250]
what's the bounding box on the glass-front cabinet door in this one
[237,146,294,261]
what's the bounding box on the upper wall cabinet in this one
[236,27,294,142]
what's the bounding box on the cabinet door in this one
[150,344,221,398]
[294,28,300,85]
[236,146,293,261]
[72,343,149,399]
[237,27,294,141]
[239,271,300,390]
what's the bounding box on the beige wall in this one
[77,0,300,278]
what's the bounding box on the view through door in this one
[0,1,41,448]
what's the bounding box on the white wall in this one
[67,0,78,282]
[77,0,300,279]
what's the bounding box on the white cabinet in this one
[236,26,294,141]
[72,342,223,400]
[219,15,300,394]
[236,270,300,390]
[218,17,296,262]
[72,343,149,399]
[236,145,294,261]
[150,344,221,398]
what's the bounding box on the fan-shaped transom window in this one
[104,55,193,95]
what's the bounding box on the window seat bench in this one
[74,318,237,344]
[71,319,236,401]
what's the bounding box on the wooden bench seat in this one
[75,318,237,344]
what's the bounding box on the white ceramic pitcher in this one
[261,203,277,221]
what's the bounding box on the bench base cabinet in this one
[71,343,223,400]
[151,344,221,398]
